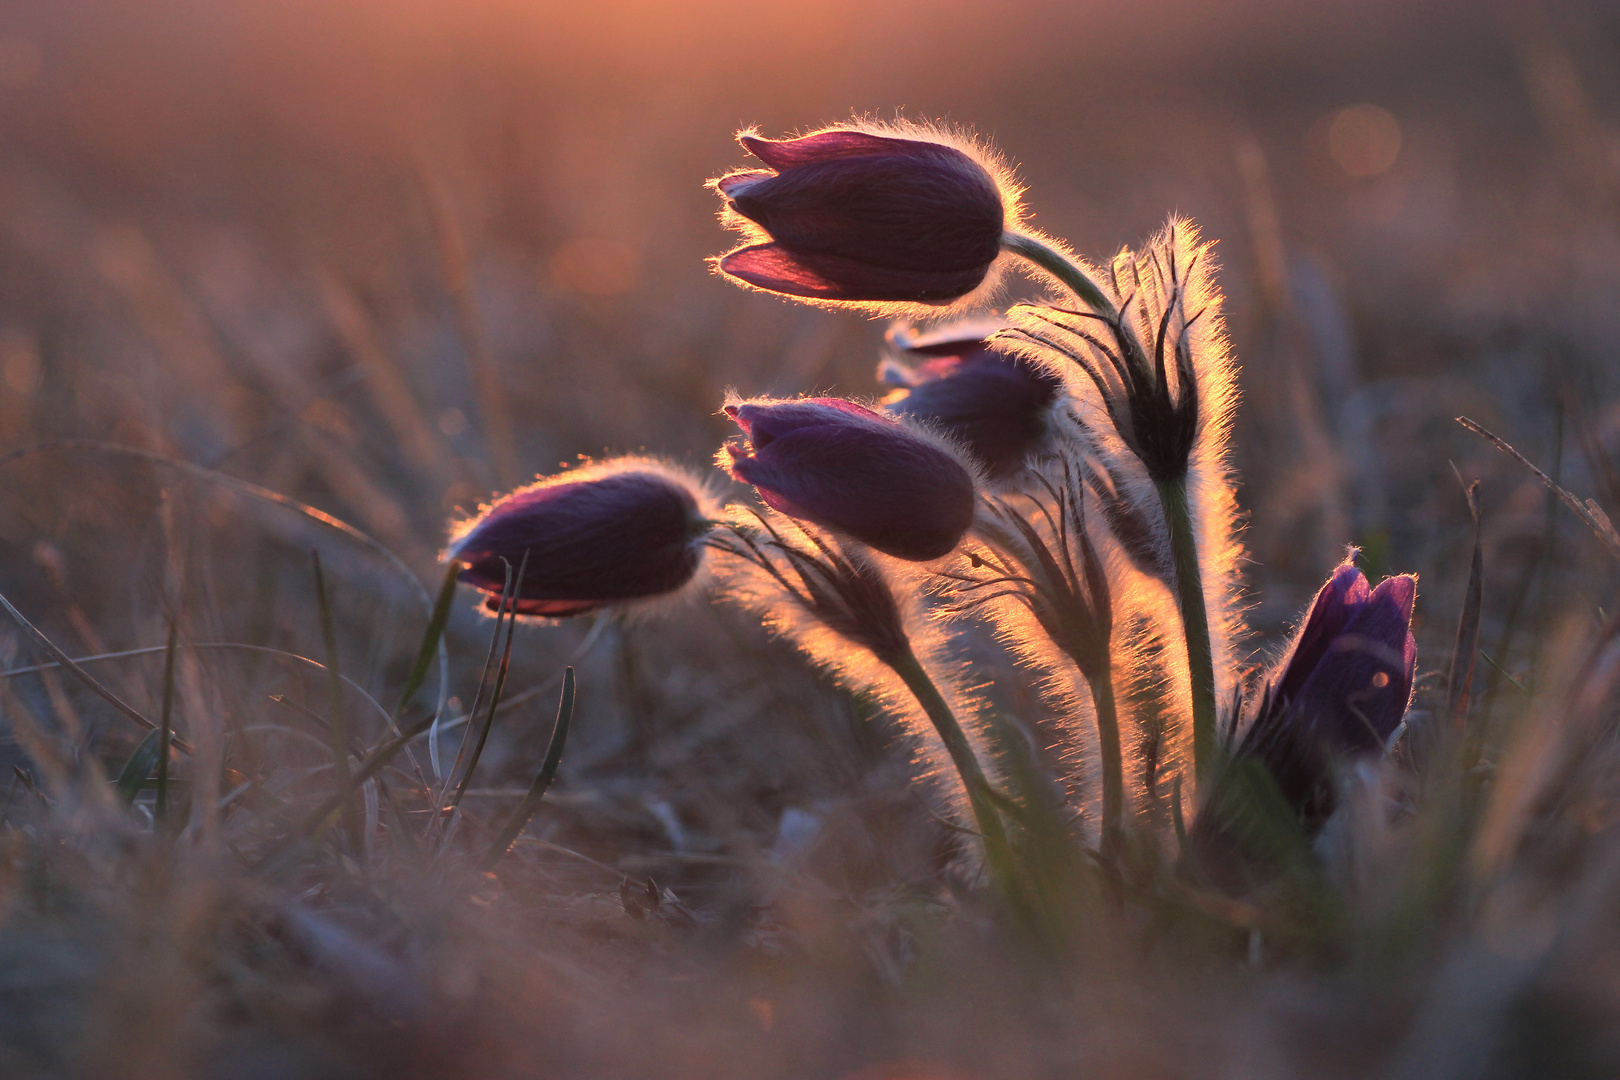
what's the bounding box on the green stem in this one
[1155,475,1217,790]
[1001,231,1117,319]
[884,647,1015,877]
[1088,663,1124,861]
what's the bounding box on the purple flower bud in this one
[882,319,1063,479]
[1276,564,1416,747]
[1241,561,1418,827]
[447,461,715,618]
[721,396,976,561]
[1194,560,1418,889]
[712,125,1012,307]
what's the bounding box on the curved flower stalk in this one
[880,317,1065,483]
[705,507,1013,875]
[1192,559,1417,892]
[710,120,1026,315]
[940,459,1145,859]
[993,218,1245,791]
[446,457,721,618]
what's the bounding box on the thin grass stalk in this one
[481,667,575,870]
[437,560,516,811]
[1154,475,1217,788]
[254,710,440,873]
[399,560,460,717]
[450,550,530,814]
[1530,405,1566,693]
[157,619,177,829]
[311,549,356,853]
[1448,481,1484,734]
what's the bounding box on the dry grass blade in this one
[114,728,163,805]
[253,710,441,873]
[450,548,531,815]
[311,550,351,794]
[1458,416,1620,558]
[1448,479,1484,730]
[2,642,397,734]
[399,560,460,717]
[157,619,176,826]
[481,667,575,870]
[0,584,193,750]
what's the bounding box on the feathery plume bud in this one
[942,461,1131,853]
[722,396,977,562]
[711,122,1019,311]
[995,218,1245,787]
[446,459,717,618]
[881,318,1064,481]
[707,509,1013,871]
[997,220,1232,486]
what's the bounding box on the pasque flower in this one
[447,459,716,617]
[1194,560,1417,889]
[712,123,1014,308]
[722,396,976,561]
[881,319,1063,479]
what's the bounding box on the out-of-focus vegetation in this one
[0,1,1618,1076]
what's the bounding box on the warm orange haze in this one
[0,0,1616,1076]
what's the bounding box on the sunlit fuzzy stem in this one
[973,514,1125,858]
[1001,232,1117,319]
[883,645,1016,880]
[1090,662,1124,859]
[1155,475,1217,789]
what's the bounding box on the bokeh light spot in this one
[1327,104,1401,177]
[438,406,468,437]
[1,331,42,395]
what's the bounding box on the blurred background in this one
[0,0,1615,587]
[0,1,1618,1071]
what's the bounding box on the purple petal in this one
[1273,561,1371,708]
[729,424,975,561]
[728,397,886,446]
[1292,573,1420,751]
[740,130,944,169]
[886,357,1060,478]
[716,169,774,197]
[888,316,1008,358]
[719,243,993,305]
[726,153,1002,275]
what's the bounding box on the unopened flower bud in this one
[447,460,716,617]
[721,396,976,561]
[882,318,1063,479]
[1194,559,1418,890]
[712,124,1015,308]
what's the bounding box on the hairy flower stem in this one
[1090,665,1125,860]
[1001,232,1116,319]
[883,646,1016,880]
[1155,475,1216,789]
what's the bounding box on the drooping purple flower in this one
[1194,559,1418,889]
[721,396,977,561]
[447,460,715,618]
[711,125,1011,307]
[881,319,1064,479]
